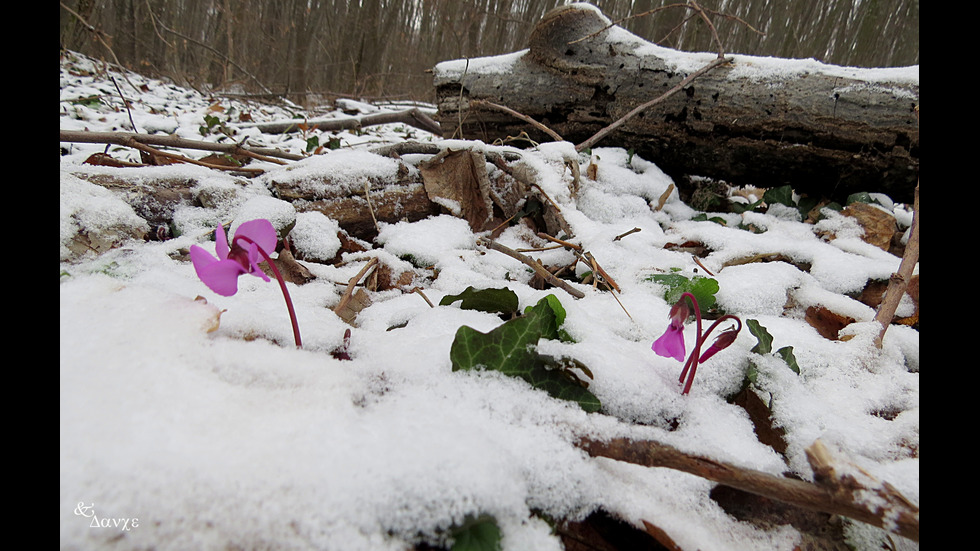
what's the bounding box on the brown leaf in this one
[83,152,134,167]
[841,203,896,251]
[334,288,372,326]
[266,248,315,286]
[419,149,494,231]
[733,386,787,455]
[198,153,250,167]
[805,306,855,340]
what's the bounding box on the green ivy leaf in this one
[745,319,773,355]
[441,286,520,315]
[763,185,795,208]
[450,296,599,412]
[305,135,320,152]
[451,516,502,551]
[524,293,566,337]
[646,273,719,316]
[731,199,764,214]
[776,346,800,374]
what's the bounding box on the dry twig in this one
[873,181,918,348]
[471,99,564,142]
[478,238,585,299]
[579,436,918,542]
[60,130,302,163]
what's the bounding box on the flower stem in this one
[675,293,741,395]
[677,293,702,393]
[235,236,303,348]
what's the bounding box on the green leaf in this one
[775,346,800,374]
[763,185,795,208]
[731,199,764,214]
[797,196,819,217]
[450,296,599,412]
[441,286,520,315]
[452,516,502,551]
[524,293,566,337]
[647,273,719,315]
[745,319,773,355]
[845,191,874,205]
[305,135,320,152]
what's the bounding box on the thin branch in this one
[146,6,275,96]
[576,55,730,152]
[579,436,918,542]
[239,107,442,136]
[122,139,266,175]
[59,130,303,162]
[478,238,585,299]
[873,181,918,347]
[60,2,140,92]
[470,100,564,142]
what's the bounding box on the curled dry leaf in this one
[193,295,224,333]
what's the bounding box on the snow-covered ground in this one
[60,48,918,551]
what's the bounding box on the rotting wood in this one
[578,436,918,542]
[432,3,919,204]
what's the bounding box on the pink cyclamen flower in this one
[190,220,278,296]
[651,298,690,362]
[697,327,739,363]
[652,291,742,395]
[189,219,303,348]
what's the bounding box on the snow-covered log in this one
[432,3,919,203]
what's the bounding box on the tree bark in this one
[433,3,919,204]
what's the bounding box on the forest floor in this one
[60,50,918,551]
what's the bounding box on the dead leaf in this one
[805,306,855,340]
[266,248,315,286]
[198,153,250,168]
[841,202,896,251]
[83,152,136,167]
[733,386,788,455]
[334,288,372,326]
[419,149,494,231]
[192,295,224,333]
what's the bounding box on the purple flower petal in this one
[234,219,278,258]
[197,259,248,296]
[652,325,686,362]
[190,244,219,276]
[214,224,230,260]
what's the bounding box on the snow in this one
[61,50,917,550]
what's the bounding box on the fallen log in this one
[432,3,919,204]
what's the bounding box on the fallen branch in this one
[239,107,442,136]
[578,436,918,542]
[60,130,304,162]
[872,180,918,347]
[478,238,585,299]
[120,139,266,175]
